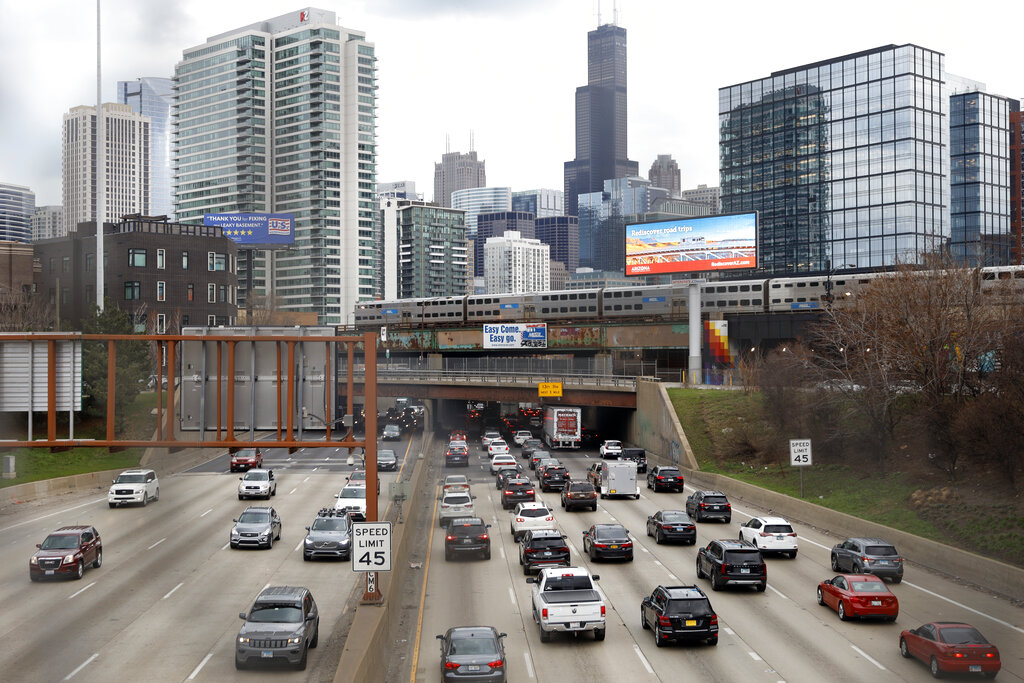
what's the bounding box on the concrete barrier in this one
[0,469,124,511]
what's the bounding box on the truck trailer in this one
[542,406,581,449]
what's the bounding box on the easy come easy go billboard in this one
[483,323,547,349]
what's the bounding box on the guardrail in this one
[374,369,638,390]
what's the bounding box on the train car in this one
[699,279,769,315]
[467,293,525,323]
[522,288,602,321]
[766,273,877,313]
[601,284,675,319]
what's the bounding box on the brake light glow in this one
[445,535,454,541]
[710,615,718,626]
[658,615,672,626]
[487,660,504,669]
[721,563,729,574]
[480,534,489,540]
[445,661,460,669]
[601,605,606,617]
[542,608,548,618]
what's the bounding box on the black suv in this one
[500,477,535,509]
[539,465,568,492]
[518,529,570,575]
[830,537,904,582]
[444,517,491,561]
[647,466,685,492]
[236,586,319,671]
[303,509,352,561]
[521,438,543,460]
[621,447,647,473]
[686,490,732,522]
[696,539,766,591]
[641,585,718,646]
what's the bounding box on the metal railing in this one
[375,368,638,390]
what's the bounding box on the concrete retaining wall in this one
[629,379,698,469]
[1,469,123,510]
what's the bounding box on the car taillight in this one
[861,556,870,564]
[557,546,569,553]
[516,518,524,523]
[542,608,548,618]
[445,535,455,541]
[656,475,664,480]
[445,661,460,669]
[721,563,729,574]
[480,534,489,541]
[985,652,996,658]
[526,489,535,495]
[725,503,732,509]
[700,503,707,509]
[760,563,767,573]
[621,541,632,548]
[953,652,965,658]
[710,615,718,626]
[759,532,772,537]
[487,660,504,669]
[658,615,672,626]
[600,605,606,617]
[594,543,608,548]
[788,532,798,537]
[504,491,512,495]
[660,523,671,530]
[545,516,553,521]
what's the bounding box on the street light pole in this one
[824,261,856,308]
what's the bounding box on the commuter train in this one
[353,265,1024,328]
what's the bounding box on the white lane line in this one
[724,627,735,635]
[508,587,515,605]
[294,539,303,552]
[67,582,96,600]
[499,547,505,559]
[63,653,98,680]
[748,651,762,661]
[492,516,498,525]
[148,538,166,550]
[162,582,184,600]
[289,487,297,495]
[799,536,830,550]
[903,581,1024,634]
[766,584,788,600]
[668,573,679,581]
[851,644,886,670]
[221,542,230,550]
[303,476,310,483]
[187,652,214,680]
[287,457,293,461]
[311,467,318,472]
[633,644,655,674]
[324,456,331,461]
[654,559,663,566]
[199,509,212,518]
[0,497,104,532]
[522,651,536,679]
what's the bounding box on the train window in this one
[635,304,642,310]
[796,282,806,287]
[797,297,807,302]
[611,291,620,297]
[569,293,577,300]
[589,292,597,298]
[740,285,750,292]
[740,299,750,306]
[729,300,738,307]
[613,304,622,311]
[771,299,781,304]
[753,299,762,305]
[542,308,549,314]
[624,304,633,310]
[588,306,597,312]
[753,284,762,291]
[728,286,738,292]
[771,283,781,289]
[784,298,794,303]
[560,294,568,301]
[560,306,568,313]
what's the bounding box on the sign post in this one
[789,439,812,498]
[353,521,392,604]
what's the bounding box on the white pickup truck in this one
[526,566,606,642]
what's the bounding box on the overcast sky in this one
[1,0,1020,207]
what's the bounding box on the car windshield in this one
[939,627,988,645]
[385,425,400,432]
[519,508,550,518]
[248,605,302,623]
[606,441,621,448]
[763,524,793,533]
[850,580,887,592]
[235,449,257,457]
[339,488,365,499]
[379,452,396,461]
[445,477,469,485]
[243,471,269,481]
[865,545,898,556]
[661,512,690,523]
[311,518,347,531]
[545,468,567,475]
[524,440,541,447]
[569,483,594,492]
[238,511,270,524]
[530,538,566,549]
[115,473,146,483]
[666,598,713,616]
[448,636,497,656]
[704,496,728,504]
[40,534,80,550]
[659,469,680,476]
[349,471,367,481]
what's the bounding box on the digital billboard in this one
[203,213,295,247]
[625,212,757,276]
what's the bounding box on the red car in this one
[900,622,1000,679]
[230,447,263,472]
[30,526,103,581]
[816,574,898,621]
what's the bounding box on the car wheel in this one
[74,561,84,580]
[154,488,159,501]
[831,554,840,571]
[710,569,721,591]
[646,479,652,489]
[593,628,605,641]
[141,493,148,507]
[929,656,943,678]
[93,549,102,569]
[790,550,798,559]
[838,601,848,621]
[522,562,531,575]
[238,494,243,500]
[656,531,664,545]
[267,535,274,550]
[539,625,551,642]
[483,549,491,561]
[108,503,116,508]
[817,586,825,605]
[276,527,281,541]
[899,638,910,658]
[892,576,903,584]
[887,614,897,623]
[561,499,566,508]
[588,546,596,561]
[696,560,705,579]
[310,625,319,648]
[295,645,308,671]
[30,574,39,582]
[635,493,641,500]
[756,582,766,592]
[707,636,718,646]
[303,553,311,562]
[445,549,452,561]
[654,622,667,646]
[641,609,649,630]
[591,503,597,511]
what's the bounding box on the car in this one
[446,443,470,467]
[439,492,476,527]
[561,480,598,511]
[230,506,282,550]
[382,423,402,441]
[443,474,472,495]
[29,525,102,581]
[235,586,319,671]
[445,517,491,561]
[378,449,398,471]
[599,440,623,458]
[739,516,799,557]
[521,438,543,459]
[581,427,601,448]
[480,430,502,449]
[489,454,517,474]
[586,463,603,488]
[535,458,561,475]
[519,529,570,574]
[449,429,467,442]
[583,523,633,561]
[528,450,551,470]
[238,468,277,500]
[685,490,732,522]
[695,539,766,591]
[510,502,556,541]
[333,485,368,519]
[641,585,719,646]
[303,508,353,561]
[495,466,526,490]
[500,477,536,509]
[831,537,904,582]
[646,510,697,545]
[230,447,263,472]
[621,447,648,473]
[436,626,507,682]
[817,574,899,621]
[347,469,380,495]
[900,622,1001,679]
[108,468,159,507]
[539,465,568,492]
[512,430,534,446]
[647,466,685,492]
[487,440,510,457]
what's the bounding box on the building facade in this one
[32,206,63,242]
[678,184,721,212]
[62,104,150,236]
[434,151,486,208]
[484,231,550,294]
[1012,106,1023,263]
[534,215,579,274]
[381,200,467,299]
[0,183,35,243]
[450,186,512,239]
[578,176,669,272]
[474,211,536,277]
[174,8,377,325]
[377,181,421,201]
[647,155,681,197]
[567,267,633,289]
[512,189,564,218]
[118,77,174,219]
[564,23,638,217]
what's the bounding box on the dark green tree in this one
[80,300,152,432]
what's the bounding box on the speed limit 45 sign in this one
[789,439,812,466]
[352,522,392,572]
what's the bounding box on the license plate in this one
[871,600,881,606]
[465,665,481,672]
[543,551,552,556]
[46,570,54,575]
[877,560,889,565]
[740,568,750,574]
[685,619,697,626]
[712,506,720,510]
[610,545,619,549]
[776,535,785,540]
[463,539,472,544]
[970,666,982,672]
[570,621,582,629]
[261,651,273,658]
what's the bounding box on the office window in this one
[156,313,167,334]
[208,283,216,303]
[48,257,55,273]
[182,315,189,326]
[85,253,95,272]
[157,249,165,269]
[129,248,147,267]
[125,281,141,300]
[187,283,194,301]
[208,252,227,271]
[62,256,71,273]
[218,285,227,302]
[156,281,166,302]
[182,251,189,269]
[207,315,216,325]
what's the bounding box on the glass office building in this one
[118,77,174,218]
[0,183,35,243]
[720,44,948,274]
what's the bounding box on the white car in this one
[599,440,623,458]
[513,430,534,446]
[442,474,471,495]
[489,454,518,474]
[108,468,159,507]
[510,502,556,541]
[481,430,502,449]
[438,491,475,526]
[487,440,510,457]
[334,485,368,519]
[238,468,277,500]
[738,516,799,558]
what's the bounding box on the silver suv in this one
[230,506,282,550]
[830,537,904,582]
[238,468,277,500]
[236,586,319,670]
[303,509,353,561]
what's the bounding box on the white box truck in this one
[596,460,638,499]
[542,406,581,450]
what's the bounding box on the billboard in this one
[625,212,757,276]
[483,323,547,349]
[203,213,295,247]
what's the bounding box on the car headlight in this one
[238,636,250,644]
[231,529,240,538]
[287,636,302,645]
[30,556,38,565]
[304,538,313,546]
[63,554,77,564]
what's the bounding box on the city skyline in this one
[1,0,1021,208]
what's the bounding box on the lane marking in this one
[851,644,886,670]
[303,476,310,483]
[499,547,505,559]
[766,584,788,600]
[724,627,735,635]
[221,542,230,550]
[799,536,830,550]
[63,653,98,680]
[903,581,1024,634]
[523,651,536,679]
[199,509,212,518]
[294,539,303,552]
[409,485,441,683]
[187,652,213,680]
[289,487,297,495]
[633,644,655,674]
[162,582,184,600]
[668,573,679,581]
[67,581,96,600]
[0,497,104,533]
[311,467,318,472]
[508,587,515,605]
[748,651,762,661]
[148,538,166,550]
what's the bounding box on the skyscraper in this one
[474,211,535,277]
[62,103,150,236]
[484,231,550,294]
[0,183,35,244]
[118,77,174,218]
[564,23,638,217]
[380,200,467,299]
[32,205,63,242]
[174,8,376,325]
[450,186,512,239]
[512,189,564,218]
[648,155,681,197]
[434,151,486,208]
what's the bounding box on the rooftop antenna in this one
[596,0,601,26]
[469,130,475,152]
[446,133,450,153]
[613,0,619,25]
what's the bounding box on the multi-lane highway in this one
[0,437,417,682]
[411,446,1024,682]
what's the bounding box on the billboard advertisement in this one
[483,323,547,349]
[203,213,295,247]
[625,212,756,276]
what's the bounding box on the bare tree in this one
[0,289,55,331]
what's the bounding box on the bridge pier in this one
[688,282,702,384]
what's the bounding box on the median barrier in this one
[0,469,123,511]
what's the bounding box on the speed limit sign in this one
[352,522,392,572]
[789,439,812,466]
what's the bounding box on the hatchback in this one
[436,626,507,682]
[539,466,568,492]
[513,430,534,446]
[510,502,556,541]
[739,516,798,558]
[230,506,282,550]
[641,585,719,646]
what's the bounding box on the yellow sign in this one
[538,382,563,397]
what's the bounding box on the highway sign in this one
[352,521,392,572]
[789,439,812,466]
[538,382,562,398]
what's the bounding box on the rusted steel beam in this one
[106,341,116,442]
[0,438,374,449]
[165,339,176,442]
[364,331,378,523]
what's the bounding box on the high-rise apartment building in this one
[484,231,549,294]
[648,155,681,197]
[32,206,63,242]
[451,186,512,239]
[512,189,564,218]
[377,181,421,201]
[678,184,721,213]
[434,151,486,208]
[174,8,376,325]
[0,183,35,243]
[385,200,467,299]
[1011,106,1023,263]
[564,23,638,217]
[474,211,535,277]
[118,77,174,218]
[62,103,150,236]
[534,215,579,274]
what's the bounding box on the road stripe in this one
[668,573,679,581]
[162,582,184,600]
[748,651,762,661]
[499,547,505,559]
[289,487,297,495]
[508,587,515,605]
[63,653,98,680]
[294,540,303,552]
[187,652,213,680]
[0,497,104,533]
[523,651,536,679]
[303,476,310,483]
[633,644,654,674]
[67,582,95,600]
[851,644,886,670]
[199,509,212,518]
[311,467,318,472]
[903,581,1024,634]
[221,542,230,550]
[409,485,441,683]
[724,627,735,635]
[799,536,830,550]
[766,584,788,599]
[148,538,166,550]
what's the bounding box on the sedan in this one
[583,523,633,561]
[489,454,517,474]
[487,440,510,457]
[646,510,696,545]
[436,626,507,682]
[378,449,398,471]
[442,474,471,495]
[900,622,1000,679]
[817,574,898,622]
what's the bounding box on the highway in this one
[411,446,1024,682]
[0,437,415,682]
